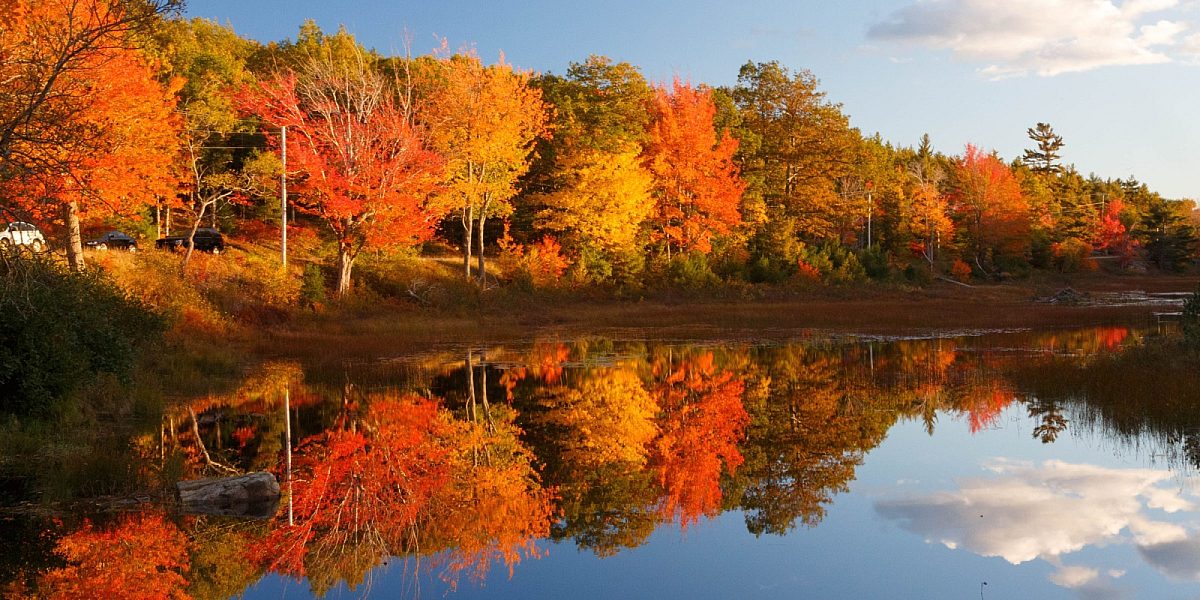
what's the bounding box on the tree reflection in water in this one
[6,325,1187,598]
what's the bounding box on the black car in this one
[85,230,138,252]
[156,228,226,253]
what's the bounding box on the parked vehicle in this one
[156,228,225,253]
[85,230,139,252]
[0,222,45,252]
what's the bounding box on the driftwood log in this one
[176,471,280,519]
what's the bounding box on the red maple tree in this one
[242,60,443,295]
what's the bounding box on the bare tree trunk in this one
[188,407,237,474]
[336,243,355,297]
[462,204,473,280]
[180,204,207,272]
[63,200,84,271]
[476,211,487,286]
[466,349,478,466]
[480,354,494,433]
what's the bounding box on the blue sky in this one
[183,0,1200,200]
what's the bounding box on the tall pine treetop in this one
[1022,122,1065,175]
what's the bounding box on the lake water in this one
[6,325,1200,599]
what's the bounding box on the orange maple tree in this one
[951,144,1030,274]
[1095,198,1135,263]
[427,403,554,588]
[644,79,744,257]
[0,0,181,270]
[242,59,443,295]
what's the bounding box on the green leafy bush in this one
[665,251,720,289]
[0,254,164,416]
[1053,237,1094,273]
[300,262,327,308]
[797,243,866,284]
[904,263,933,286]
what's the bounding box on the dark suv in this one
[156,228,225,253]
[86,230,139,251]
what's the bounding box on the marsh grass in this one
[1013,337,1200,466]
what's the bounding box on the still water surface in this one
[7,326,1200,599]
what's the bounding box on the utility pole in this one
[284,383,293,526]
[280,126,288,269]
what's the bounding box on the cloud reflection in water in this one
[875,459,1200,595]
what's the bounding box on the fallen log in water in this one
[176,471,280,519]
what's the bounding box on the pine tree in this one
[1022,122,1065,175]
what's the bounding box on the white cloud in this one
[876,460,1183,564]
[1180,32,1200,61]
[1139,20,1188,45]
[867,0,1192,78]
[1050,565,1099,588]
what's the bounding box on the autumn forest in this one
[7,1,1200,598]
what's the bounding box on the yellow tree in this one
[422,51,549,284]
[532,362,661,555]
[534,147,654,282]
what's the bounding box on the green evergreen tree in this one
[1021,122,1065,175]
[1140,200,1197,271]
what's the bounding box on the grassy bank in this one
[77,236,1200,370]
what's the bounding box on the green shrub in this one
[904,263,933,286]
[0,253,164,416]
[300,262,327,308]
[798,243,866,284]
[859,246,890,281]
[1053,237,1094,273]
[665,252,720,289]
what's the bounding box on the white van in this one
[0,222,46,252]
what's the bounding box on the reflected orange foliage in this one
[530,342,571,385]
[37,513,191,600]
[650,352,748,528]
[964,382,1015,434]
[251,395,452,585]
[429,405,554,587]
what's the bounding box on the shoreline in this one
[254,275,1199,359]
